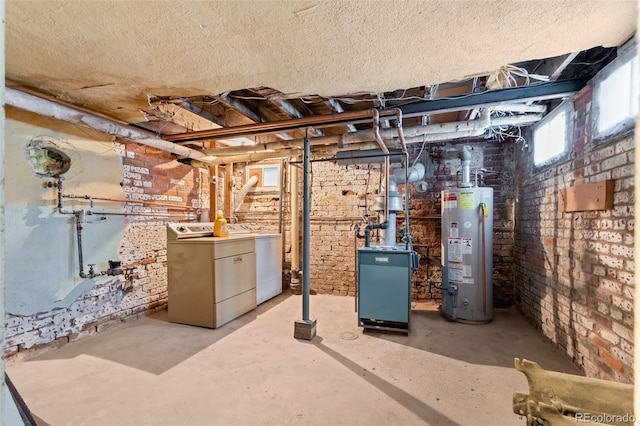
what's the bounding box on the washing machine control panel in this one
[167,222,214,240]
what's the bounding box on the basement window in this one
[246,163,281,191]
[533,103,571,166]
[593,40,638,141]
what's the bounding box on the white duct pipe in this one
[5,87,217,164]
[459,146,473,188]
[387,162,426,193]
[400,109,490,138]
[233,175,259,212]
[393,162,426,185]
[206,149,301,165]
[204,112,543,157]
[491,103,547,113]
[404,130,485,144]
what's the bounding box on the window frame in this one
[246,162,282,192]
[591,39,638,143]
[532,101,573,168]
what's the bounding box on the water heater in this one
[441,153,493,323]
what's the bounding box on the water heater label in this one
[463,264,472,277]
[450,222,459,238]
[462,238,472,254]
[375,256,389,263]
[448,266,463,283]
[443,193,457,209]
[460,191,475,210]
[448,238,462,262]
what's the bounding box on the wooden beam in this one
[209,165,218,218]
[155,103,221,132]
[180,101,227,127]
[224,164,234,218]
[273,99,323,136]
[216,94,262,123]
[326,99,356,132]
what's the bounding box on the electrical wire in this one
[570,49,615,66]
[150,64,561,116]
[411,135,428,168]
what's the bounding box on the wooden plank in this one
[224,164,234,218]
[559,180,613,212]
[209,165,218,218]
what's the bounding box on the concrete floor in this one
[6,294,582,426]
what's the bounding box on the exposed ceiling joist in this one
[215,93,293,141]
[272,98,324,137]
[179,100,227,128]
[325,99,356,132]
[154,103,220,132]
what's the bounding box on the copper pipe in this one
[369,110,390,222]
[64,194,199,211]
[165,109,399,143]
[89,211,198,218]
[388,108,410,249]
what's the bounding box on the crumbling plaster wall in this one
[3,109,206,357]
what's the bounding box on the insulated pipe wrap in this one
[233,175,259,212]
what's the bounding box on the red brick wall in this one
[232,143,516,305]
[514,86,635,383]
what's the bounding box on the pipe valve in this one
[447,284,458,296]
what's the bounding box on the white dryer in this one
[227,224,283,305]
[166,223,257,328]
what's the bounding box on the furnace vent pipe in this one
[459,147,473,188]
[392,162,426,189]
[378,163,425,246]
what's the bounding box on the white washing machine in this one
[166,223,257,328]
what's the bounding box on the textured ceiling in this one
[6,0,637,124]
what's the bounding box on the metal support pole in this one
[302,130,311,322]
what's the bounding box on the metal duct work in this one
[458,146,473,188]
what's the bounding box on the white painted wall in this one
[4,108,125,316]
